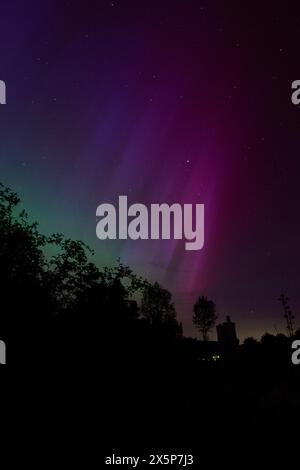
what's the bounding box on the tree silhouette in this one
[278,293,295,337]
[44,235,101,314]
[141,281,176,327]
[193,296,217,341]
[0,183,51,338]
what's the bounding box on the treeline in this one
[0,183,183,362]
[0,182,299,451]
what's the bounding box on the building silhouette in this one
[216,316,239,353]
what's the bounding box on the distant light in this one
[212,354,220,361]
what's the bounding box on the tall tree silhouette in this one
[193,296,217,341]
[0,183,51,338]
[278,293,295,337]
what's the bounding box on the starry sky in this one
[0,0,299,340]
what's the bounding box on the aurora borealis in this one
[0,1,299,339]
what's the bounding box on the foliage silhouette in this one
[193,296,218,341]
[0,182,299,451]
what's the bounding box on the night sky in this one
[0,1,299,340]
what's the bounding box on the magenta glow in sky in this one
[0,1,299,339]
